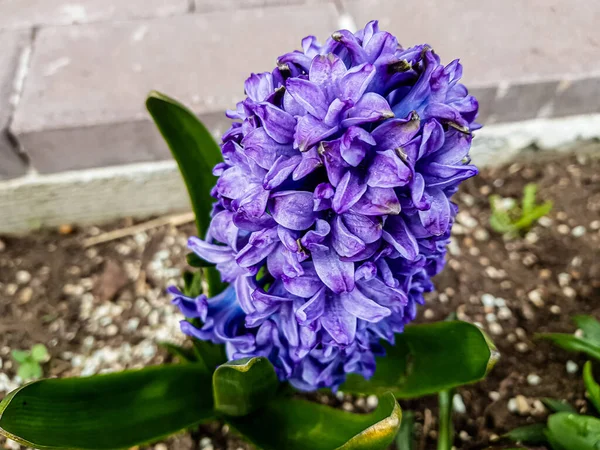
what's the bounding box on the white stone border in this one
[1,114,599,233]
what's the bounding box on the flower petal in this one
[340,288,391,322]
[310,244,355,294]
[286,78,328,119]
[270,191,316,230]
[255,103,296,144]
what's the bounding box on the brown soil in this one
[1,142,599,450]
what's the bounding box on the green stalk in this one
[437,390,454,450]
[395,410,415,450]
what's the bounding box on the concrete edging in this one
[1,113,599,234]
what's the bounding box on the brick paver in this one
[195,0,326,13]
[0,0,189,30]
[0,30,30,179]
[10,4,340,173]
[344,0,600,123]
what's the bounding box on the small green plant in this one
[11,344,50,380]
[504,315,600,449]
[489,183,553,236]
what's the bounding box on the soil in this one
[0,141,599,450]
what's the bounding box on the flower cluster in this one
[170,20,479,391]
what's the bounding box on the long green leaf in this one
[227,392,401,450]
[537,333,600,361]
[583,361,600,414]
[146,91,221,236]
[574,316,600,347]
[542,398,577,414]
[342,321,498,398]
[0,364,214,449]
[146,91,226,297]
[213,357,278,417]
[503,423,548,444]
[546,412,600,450]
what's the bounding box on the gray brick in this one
[11,4,340,173]
[344,0,600,122]
[0,0,189,30]
[195,0,325,13]
[0,29,30,179]
[552,77,600,118]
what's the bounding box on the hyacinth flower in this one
[169,20,480,391]
[0,20,501,450]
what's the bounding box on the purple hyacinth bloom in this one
[171,20,479,391]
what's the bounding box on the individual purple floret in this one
[170,20,480,391]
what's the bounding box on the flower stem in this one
[437,390,454,450]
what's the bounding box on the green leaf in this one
[227,392,401,450]
[17,361,42,381]
[537,333,600,361]
[30,344,49,363]
[583,361,600,414]
[395,410,415,450]
[437,390,454,450]
[546,412,600,450]
[146,91,226,297]
[158,342,197,363]
[192,339,227,375]
[0,364,214,449]
[521,183,538,215]
[11,350,29,364]
[542,398,577,413]
[512,201,553,231]
[146,91,221,237]
[574,316,600,347]
[503,423,548,444]
[342,321,498,398]
[213,357,278,417]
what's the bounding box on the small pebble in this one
[459,430,471,441]
[590,220,600,231]
[58,224,74,235]
[366,395,378,409]
[516,342,529,353]
[489,323,503,335]
[557,224,570,235]
[342,402,354,412]
[558,272,571,287]
[474,228,489,241]
[527,289,544,307]
[489,391,500,401]
[485,313,497,323]
[550,305,562,315]
[453,393,466,414]
[525,231,539,244]
[481,293,496,307]
[424,309,435,319]
[154,444,168,450]
[538,216,552,227]
[498,307,512,320]
[566,360,579,374]
[572,225,586,237]
[562,286,577,299]
[15,270,31,285]
[515,395,530,415]
[507,398,518,413]
[527,374,541,386]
